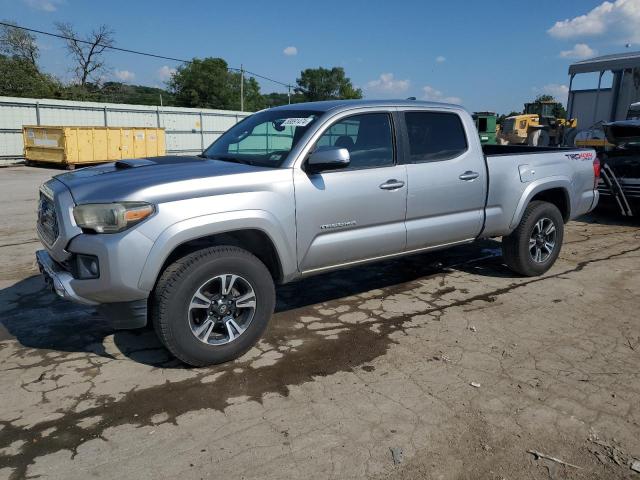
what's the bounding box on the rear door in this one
[400,110,486,249]
[294,111,407,273]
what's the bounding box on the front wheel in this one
[502,201,564,276]
[152,246,276,366]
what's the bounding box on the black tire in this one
[502,201,564,276]
[152,246,275,367]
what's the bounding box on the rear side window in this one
[404,112,468,162]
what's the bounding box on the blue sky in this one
[2,0,639,113]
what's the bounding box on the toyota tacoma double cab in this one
[36,100,600,366]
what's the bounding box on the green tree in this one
[295,67,362,101]
[532,94,568,119]
[95,82,175,106]
[262,92,305,108]
[0,55,61,98]
[228,72,264,111]
[0,20,38,65]
[169,57,263,111]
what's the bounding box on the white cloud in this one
[559,43,597,59]
[435,56,446,63]
[114,70,135,83]
[157,65,177,81]
[532,84,570,105]
[548,0,640,42]
[23,0,63,11]
[283,46,298,56]
[366,73,410,94]
[543,84,569,100]
[421,85,461,104]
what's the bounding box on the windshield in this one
[202,109,323,167]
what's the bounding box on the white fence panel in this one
[107,110,158,127]
[0,96,251,160]
[160,111,200,131]
[0,102,38,129]
[39,107,105,126]
[0,132,24,157]
[202,132,223,147]
[203,113,239,133]
[166,132,203,154]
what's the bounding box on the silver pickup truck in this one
[36,100,600,366]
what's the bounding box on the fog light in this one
[75,254,100,279]
[88,260,98,276]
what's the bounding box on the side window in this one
[316,113,394,169]
[404,112,468,163]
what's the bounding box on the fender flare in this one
[509,177,572,230]
[137,209,296,291]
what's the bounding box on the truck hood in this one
[55,155,277,204]
[603,120,640,147]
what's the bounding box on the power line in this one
[0,21,294,88]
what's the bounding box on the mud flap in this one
[97,300,148,329]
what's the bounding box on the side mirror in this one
[306,146,350,173]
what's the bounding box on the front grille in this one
[37,193,59,245]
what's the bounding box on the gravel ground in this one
[1,166,639,480]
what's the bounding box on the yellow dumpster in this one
[23,126,166,169]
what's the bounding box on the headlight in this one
[73,202,154,233]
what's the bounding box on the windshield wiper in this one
[203,155,257,166]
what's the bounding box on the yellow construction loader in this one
[498,101,577,147]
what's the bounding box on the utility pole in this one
[288,85,291,104]
[240,64,244,112]
[159,93,163,107]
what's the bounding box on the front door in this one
[294,112,407,273]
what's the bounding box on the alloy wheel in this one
[187,274,257,345]
[529,217,556,263]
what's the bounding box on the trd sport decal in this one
[564,152,594,161]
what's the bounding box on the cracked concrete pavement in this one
[1,166,639,479]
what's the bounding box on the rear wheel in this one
[152,246,275,366]
[502,201,564,276]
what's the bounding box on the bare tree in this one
[55,22,114,87]
[0,20,39,65]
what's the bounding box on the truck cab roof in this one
[267,99,464,114]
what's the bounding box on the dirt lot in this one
[0,165,639,480]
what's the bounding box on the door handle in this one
[459,171,480,181]
[379,179,405,190]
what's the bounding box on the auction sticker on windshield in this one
[281,117,314,127]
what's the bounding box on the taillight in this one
[593,157,601,188]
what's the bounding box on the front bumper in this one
[36,250,98,305]
[36,249,149,328]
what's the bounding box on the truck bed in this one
[482,144,580,156]
[480,144,598,238]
